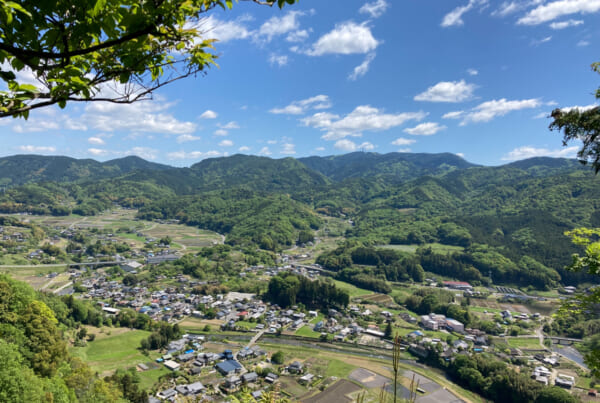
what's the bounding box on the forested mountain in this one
[298,152,477,182]
[0,155,171,186]
[0,152,598,288]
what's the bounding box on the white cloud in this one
[404,122,447,136]
[502,145,579,160]
[549,19,584,28]
[443,111,465,119]
[306,22,379,56]
[392,138,416,146]
[167,150,221,160]
[214,129,228,136]
[83,100,196,134]
[518,0,600,25]
[315,146,326,151]
[267,140,278,145]
[460,98,542,124]
[359,0,390,18]
[280,143,296,155]
[88,137,105,145]
[286,29,309,42]
[219,121,240,130]
[456,152,465,158]
[334,140,374,152]
[560,104,598,112]
[414,80,476,103]
[87,148,107,156]
[492,0,544,17]
[467,68,479,76]
[269,54,289,67]
[441,0,487,27]
[303,105,426,140]
[200,15,252,42]
[577,40,590,46]
[259,147,272,156]
[200,110,218,119]
[270,95,332,115]
[128,147,158,160]
[531,36,552,46]
[258,11,304,42]
[18,145,57,153]
[349,53,376,81]
[219,140,234,147]
[176,134,201,143]
[239,146,250,152]
[12,119,60,133]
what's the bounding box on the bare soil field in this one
[359,293,394,305]
[302,379,362,403]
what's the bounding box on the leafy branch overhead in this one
[0,0,298,119]
[550,62,600,173]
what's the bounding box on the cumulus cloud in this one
[239,146,250,152]
[280,143,296,155]
[200,110,218,119]
[441,0,488,27]
[460,98,542,124]
[219,140,234,147]
[167,150,221,160]
[467,68,479,76]
[550,19,584,28]
[18,145,57,153]
[334,140,375,152]
[219,121,240,130]
[559,104,598,112]
[414,80,476,103]
[302,105,426,140]
[88,148,107,156]
[349,53,376,81]
[270,95,332,115]
[577,40,590,46]
[83,100,196,135]
[286,29,310,42]
[442,111,465,119]
[404,122,447,136]
[269,54,289,67]
[257,11,304,43]
[88,137,105,145]
[176,134,201,143]
[359,0,390,18]
[518,0,600,25]
[502,145,579,160]
[391,138,416,146]
[214,129,228,136]
[259,147,272,156]
[200,15,252,42]
[305,22,379,56]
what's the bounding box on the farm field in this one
[28,209,223,252]
[69,328,155,375]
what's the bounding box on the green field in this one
[377,243,465,254]
[295,324,321,338]
[332,279,374,298]
[504,337,543,349]
[70,329,154,375]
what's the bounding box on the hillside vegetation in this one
[0,152,598,288]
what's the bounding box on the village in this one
[0,212,596,401]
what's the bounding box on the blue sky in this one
[1,0,599,166]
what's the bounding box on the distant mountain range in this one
[0,155,171,186]
[0,151,598,287]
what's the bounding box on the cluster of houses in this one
[149,334,289,401]
[420,313,465,333]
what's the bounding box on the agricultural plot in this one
[358,293,394,305]
[302,379,362,403]
[69,328,153,376]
